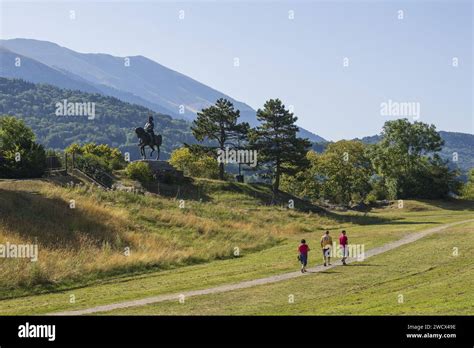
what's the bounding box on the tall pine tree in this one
[192,98,249,180]
[251,99,311,192]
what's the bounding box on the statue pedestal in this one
[134,160,183,181]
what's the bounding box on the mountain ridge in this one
[0,38,325,143]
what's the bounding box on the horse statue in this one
[135,127,162,160]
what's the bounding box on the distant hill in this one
[0,78,194,160]
[0,38,325,143]
[298,128,326,144]
[438,131,474,171]
[0,47,101,93]
[0,46,179,117]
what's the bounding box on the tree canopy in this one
[0,115,46,178]
[370,119,456,198]
[192,98,249,180]
[251,99,311,192]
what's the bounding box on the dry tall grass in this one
[0,179,336,297]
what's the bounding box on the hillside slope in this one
[0,78,194,159]
[0,39,258,123]
[0,38,325,142]
[0,176,337,299]
[0,47,100,93]
[1,176,472,315]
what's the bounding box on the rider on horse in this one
[144,115,155,144]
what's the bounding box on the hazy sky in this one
[0,0,472,140]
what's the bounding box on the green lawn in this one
[103,220,474,315]
[0,196,472,315]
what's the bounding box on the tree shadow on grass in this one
[144,177,212,202]
[128,176,457,231]
[416,198,474,212]
[146,180,444,227]
[318,270,343,274]
[218,183,444,227]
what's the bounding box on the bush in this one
[169,147,219,179]
[0,116,46,178]
[125,161,154,185]
[461,169,474,199]
[364,191,378,205]
[66,143,127,171]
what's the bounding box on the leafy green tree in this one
[280,150,322,200]
[370,119,457,198]
[413,155,462,198]
[318,140,373,204]
[251,99,311,192]
[461,169,474,199]
[192,98,249,180]
[0,115,46,178]
[365,174,390,202]
[371,119,443,176]
[169,147,219,179]
[65,143,126,170]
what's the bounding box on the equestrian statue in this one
[135,115,162,160]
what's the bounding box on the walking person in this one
[339,230,348,265]
[320,230,333,266]
[298,239,310,273]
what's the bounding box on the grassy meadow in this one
[0,177,340,299]
[0,177,472,315]
[104,220,473,315]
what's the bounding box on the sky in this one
[0,0,472,140]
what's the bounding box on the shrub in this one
[126,161,154,185]
[66,143,127,171]
[0,116,46,178]
[461,169,474,200]
[169,147,219,179]
[364,191,378,205]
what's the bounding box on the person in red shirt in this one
[298,239,310,273]
[339,230,348,265]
